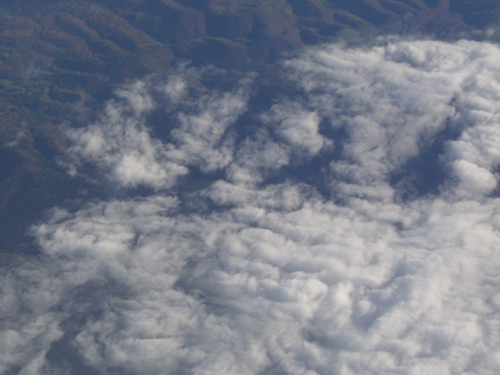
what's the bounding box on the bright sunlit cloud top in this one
[3,39,500,375]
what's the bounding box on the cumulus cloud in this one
[263,101,330,156]
[4,39,500,375]
[227,129,291,185]
[451,159,497,196]
[165,77,252,173]
[62,80,188,190]
[283,39,500,201]
[62,73,253,190]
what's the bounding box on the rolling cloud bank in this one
[3,39,500,375]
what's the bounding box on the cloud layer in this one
[3,39,500,375]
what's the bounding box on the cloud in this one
[3,130,27,148]
[263,101,331,156]
[62,73,253,190]
[4,39,500,375]
[62,80,188,190]
[451,159,497,196]
[165,77,252,173]
[283,39,500,201]
[227,129,291,185]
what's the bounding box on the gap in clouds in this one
[389,115,460,202]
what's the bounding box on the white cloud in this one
[63,80,188,190]
[227,129,291,185]
[161,75,188,102]
[451,159,497,196]
[6,186,500,374]
[283,39,500,202]
[263,102,330,156]
[62,74,253,190]
[3,130,27,148]
[165,79,252,173]
[5,39,500,375]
